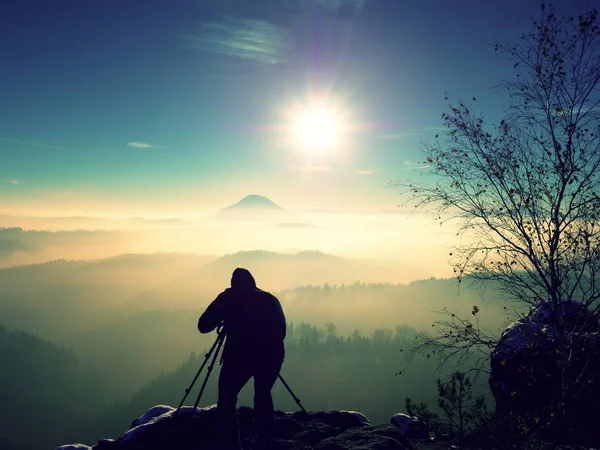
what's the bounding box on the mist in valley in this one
[0,197,458,281]
[0,200,516,449]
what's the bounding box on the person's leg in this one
[253,358,283,449]
[217,360,252,450]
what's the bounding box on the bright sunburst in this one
[290,103,343,152]
[282,98,350,154]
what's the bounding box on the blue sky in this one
[0,0,594,215]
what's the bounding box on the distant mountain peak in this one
[222,195,283,211]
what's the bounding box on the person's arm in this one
[198,291,228,334]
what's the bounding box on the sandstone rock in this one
[56,406,390,450]
[390,413,429,440]
[340,410,372,427]
[313,425,411,450]
[489,299,600,443]
[130,404,175,428]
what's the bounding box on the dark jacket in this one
[198,287,286,363]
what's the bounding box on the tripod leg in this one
[193,333,226,410]
[278,375,320,433]
[175,333,221,414]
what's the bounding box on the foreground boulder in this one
[130,404,175,428]
[489,299,600,442]
[390,413,429,440]
[56,406,412,450]
[314,426,410,450]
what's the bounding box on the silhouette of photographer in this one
[198,268,286,450]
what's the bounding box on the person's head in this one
[231,267,256,290]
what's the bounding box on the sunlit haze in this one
[0,0,593,276]
[3,1,599,448]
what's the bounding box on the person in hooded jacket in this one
[198,268,286,450]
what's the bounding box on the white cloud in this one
[356,169,374,175]
[177,17,292,64]
[7,180,19,185]
[127,142,155,149]
[289,165,330,172]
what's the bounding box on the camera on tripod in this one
[174,325,319,432]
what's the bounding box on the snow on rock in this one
[291,410,372,430]
[121,404,217,443]
[493,319,544,360]
[530,300,599,332]
[391,413,429,439]
[340,410,372,426]
[490,299,600,444]
[54,445,92,450]
[130,405,174,428]
[55,406,412,450]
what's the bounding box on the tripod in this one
[176,325,226,413]
[175,328,319,432]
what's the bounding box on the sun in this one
[284,99,348,153]
[290,104,342,151]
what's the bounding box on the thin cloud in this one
[356,169,375,175]
[380,133,407,140]
[127,142,154,149]
[380,126,445,140]
[403,161,430,170]
[554,105,600,117]
[0,136,63,151]
[177,17,292,64]
[126,142,169,150]
[289,165,330,172]
[297,0,370,14]
[7,180,19,185]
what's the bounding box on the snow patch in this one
[130,405,175,428]
[340,410,371,426]
[121,405,217,443]
[54,445,92,450]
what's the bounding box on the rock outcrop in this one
[391,413,429,440]
[489,299,600,440]
[56,406,421,450]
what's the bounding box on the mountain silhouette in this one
[212,195,299,223]
[220,194,283,211]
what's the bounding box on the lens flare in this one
[290,103,343,152]
[278,94,354,156]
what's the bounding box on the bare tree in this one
[393,3,600,424]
